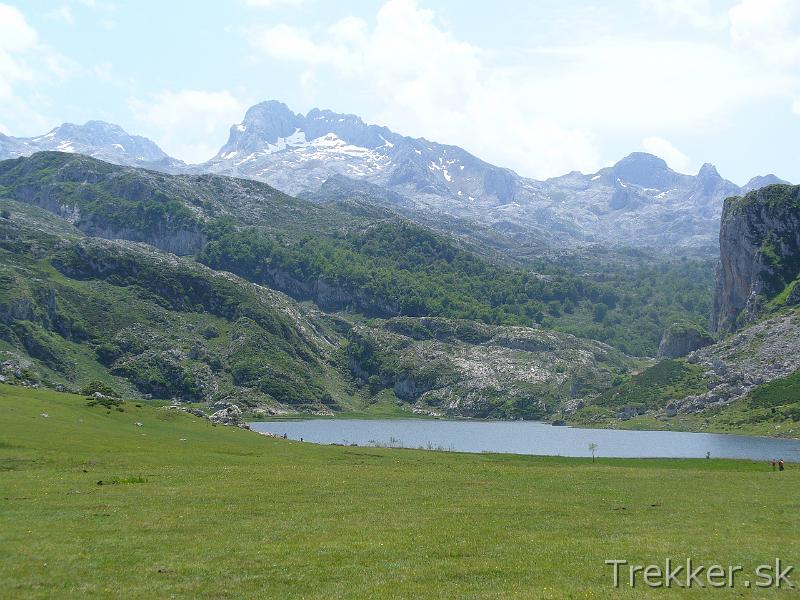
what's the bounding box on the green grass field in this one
[2,384,799,598]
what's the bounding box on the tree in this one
[593,303,609,322]
[368,374,382,395]
[588,442,598,463]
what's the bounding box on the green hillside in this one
[0,199,354,410]
[1,153,713,357]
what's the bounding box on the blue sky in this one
[2,0,799,183]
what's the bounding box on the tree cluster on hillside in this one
[199,222,713,356]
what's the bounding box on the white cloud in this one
[729,0,800,66]
[45,5,75,25]
[792,99,800,114]
[129,90,245,163]
[642,137,690,172]
[245,0,600,177]
[244,0,308,8]
[642,0,726,31]
[0,4,38,99]
[243,0,797,178]
[0,3,76,135]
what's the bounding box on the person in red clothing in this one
[772,458,777,471]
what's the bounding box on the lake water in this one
[249,419,800,460]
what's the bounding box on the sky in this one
[1,0,799,183]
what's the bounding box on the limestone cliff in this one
[712,185,800,332]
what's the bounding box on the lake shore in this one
[248,417,800,460]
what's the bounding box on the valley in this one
[4,3,800,598]
[0,143,797,433]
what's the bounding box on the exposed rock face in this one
[712,185,800,332]
[0,153,208,256]
[788,282,800,305]
[656,323,714,359]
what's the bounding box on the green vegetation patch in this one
[725,184,800,218]
[746,371,800,410]
[198,223,714,356]
[591,359,709,411]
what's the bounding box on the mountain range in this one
[0,101,788,254]
[0,120,187,172]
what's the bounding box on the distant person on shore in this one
[779,458,785,471]
[772,458,777,471]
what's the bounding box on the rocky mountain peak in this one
[742,174,789,194]
[609,152,677,188]
[38,121,168,162]
[218,101,303,155]
[697,163,721,180]
[303,108,395,150]
[18,121,170,164]
[693,162,731,198]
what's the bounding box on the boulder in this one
[657,323,714,359]
[209,404,248,428]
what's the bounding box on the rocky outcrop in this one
[79,223,206,256]
[656,322,714,359]
[209,403,249,428]
[712,185,800,332]
[0,153,206,256]
[788,281,800,305]
[264,267,400,316]
[675,309,800,413]
[346,317,633,419]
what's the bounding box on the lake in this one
[249,419,800,460]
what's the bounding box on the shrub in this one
[87,396,124,409]
[81,380,119,398]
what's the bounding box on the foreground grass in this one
[2,385,799,598]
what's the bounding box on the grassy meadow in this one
[2,384,799,598]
